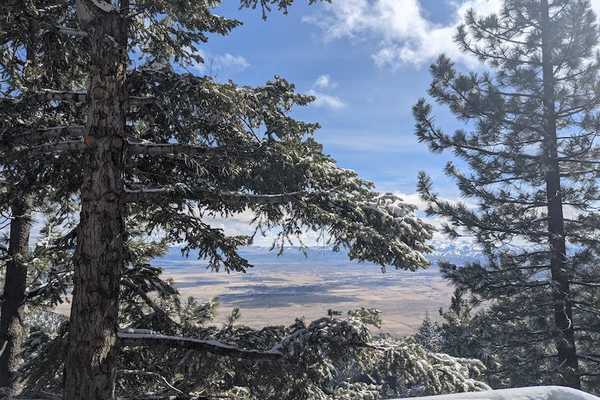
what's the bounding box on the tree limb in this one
[1,126,85,146]
[117,370,186,397]
[10,140,87,156]
[126,142,228,157]
[122,188,304,205]
[117,331,283,361]
[55,26,88,38]
[38,89,87,103]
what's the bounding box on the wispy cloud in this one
[305,0,502,68]
[314,74,337,89]
[211,53,250,72]
[188,49,250,76]
[307,89,346,110]
[307,74,346,110]
[308,0,600,68]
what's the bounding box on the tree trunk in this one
[0,197,32,398]
[0,17,37,396]
[64,2,128,399]
[540,0,580,389]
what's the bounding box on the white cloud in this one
[308,0,600,69]
[592,1,600,21]
[314,74,337,89]
[307,89,347,110]
[188,49,250,76]
[212,53,250,72]
[308,74,346,110]
[304,0,503,68]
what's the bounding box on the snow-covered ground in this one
[397,386,599,400]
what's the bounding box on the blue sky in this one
[184,0,600,246]
[189,0,501,199]
[191,0,600,202]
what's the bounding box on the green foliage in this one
[414,313,442,353]
[239,0,331,19]
[24,301,489,399]
[3,0,436,397]
[415,0,600,391]
[126,67,434,272]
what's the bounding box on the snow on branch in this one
[117,331,284,361]
[54,26,88,38]
[11,140,87,156]
[117,370,185,396]
[125,142,229,157]
[122,187,304,205]
[0,140,89,156]
[1,126,85,147]
[2,90,153,107]
[39,89,87,103]
[26,271,74,299]
[88,0,117,13]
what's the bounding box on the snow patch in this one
[395,386,599,400]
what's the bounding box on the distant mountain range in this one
[427,241,483,265]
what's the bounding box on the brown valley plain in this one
[57,246,468,336]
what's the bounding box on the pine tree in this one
[437,289,479,359]
[25,305,489,400]
[0,1,86,395]
[4,1,434,399]
[415,312,443,352]
[414,0,600,390]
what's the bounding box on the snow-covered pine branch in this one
[125,142,231,157]
[1,126,85,147]
[123,187,306,205]
[117,331,284,361]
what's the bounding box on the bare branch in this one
[9,140,87,156]
[117,331,283,361]
[55,26,88,38]
[129,96,157,106]
[121,281,179,327]
[1,126,85,146]
[26,271,74,300]
[39,89,87,103]
[89,0,117,12]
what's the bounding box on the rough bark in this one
[540,0,580,389]
[0,15,36,397]
[0,197,32,398]
[63,1,128,399]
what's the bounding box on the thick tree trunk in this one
[0,198,32,398]
[64,2,128,400]
[540,0,580,389]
